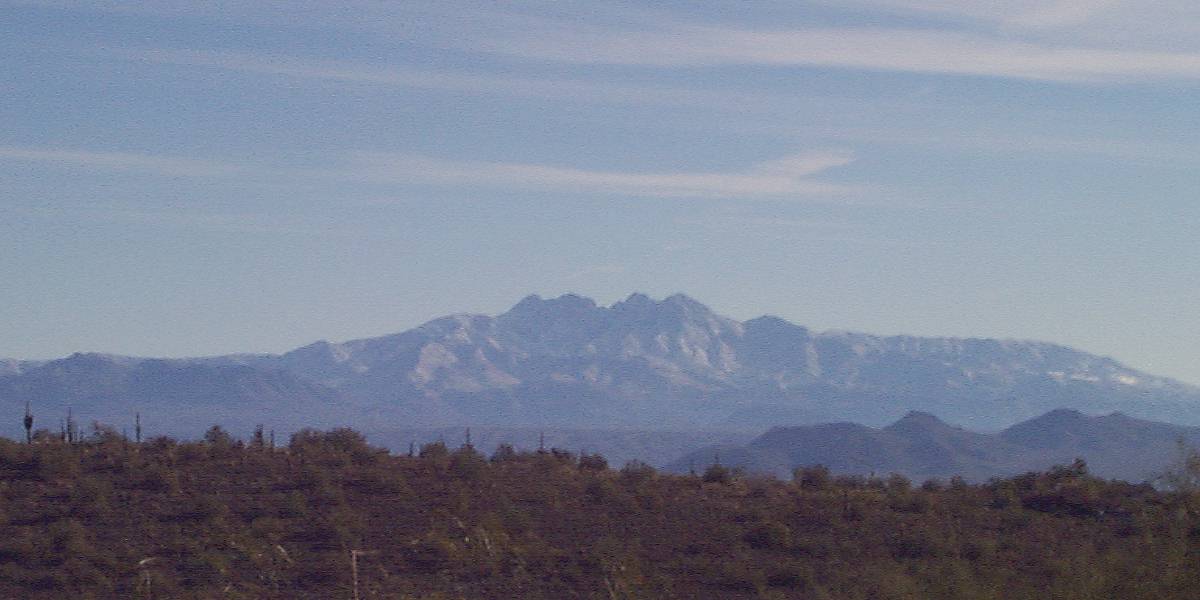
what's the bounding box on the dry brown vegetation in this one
[1,425,1199,599]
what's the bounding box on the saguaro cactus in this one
[66,407,76,444]
[23,402,32,443]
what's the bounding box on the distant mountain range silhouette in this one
[672,409,1200,482]
[3,293,1199,443]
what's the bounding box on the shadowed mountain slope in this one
[0,353,345,437]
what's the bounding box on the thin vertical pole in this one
[351,550,360,600]
[350,550,375,600]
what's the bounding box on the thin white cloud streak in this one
[857,130,1200,167]
[26,0,1194,49]
[473,24,1200,83]
[826,0,1200,39]
[14,205,334,236]
[22,1,1200,81]
[98,48,1200,168]
[0,143,858,201]
[0,146,241,177]
[344,152,857,199]
[828,0,1124,29]
[1004,0,1123,28]
[112,47,787,112]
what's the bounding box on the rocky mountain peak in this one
[617,292,654,307]
[504,293,599,319]
[886,411,953,433]
[498,293,605,347]
[662,293,707,311]
[5,293,1200,436]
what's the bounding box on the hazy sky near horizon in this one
[3,1,1199,384]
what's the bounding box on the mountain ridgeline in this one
[672,409,1200,483]
[2,293,1199,441]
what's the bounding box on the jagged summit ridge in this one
[3,293,1199,434]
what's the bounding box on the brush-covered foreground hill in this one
[365,427,754,469]
[2,430,1200,599]
[4,293,1200,438]
[673,409,1200,482]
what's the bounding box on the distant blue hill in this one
[670,409,1200,483]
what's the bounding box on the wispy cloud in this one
[342,151,857,200]
[0,146,240,177]
[829,0,1124,29]
[850,129,1200,167]
[469,22,1200,83]
[25,1,1200,82]
[1002,0,1123,28]
[14,204,333,236]
[87,48,1200,168]
[829,0,1199,35]
[0,143,858,201]
[121,47,505,89]
[108,47,789,112]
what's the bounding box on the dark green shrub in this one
[744,521,792,550]
[795,465,832,491]
[702,463,732,484]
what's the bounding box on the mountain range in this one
[3,293,1199,444]
[671,409,1200,483]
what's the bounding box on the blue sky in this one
[3,1,1199,384]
